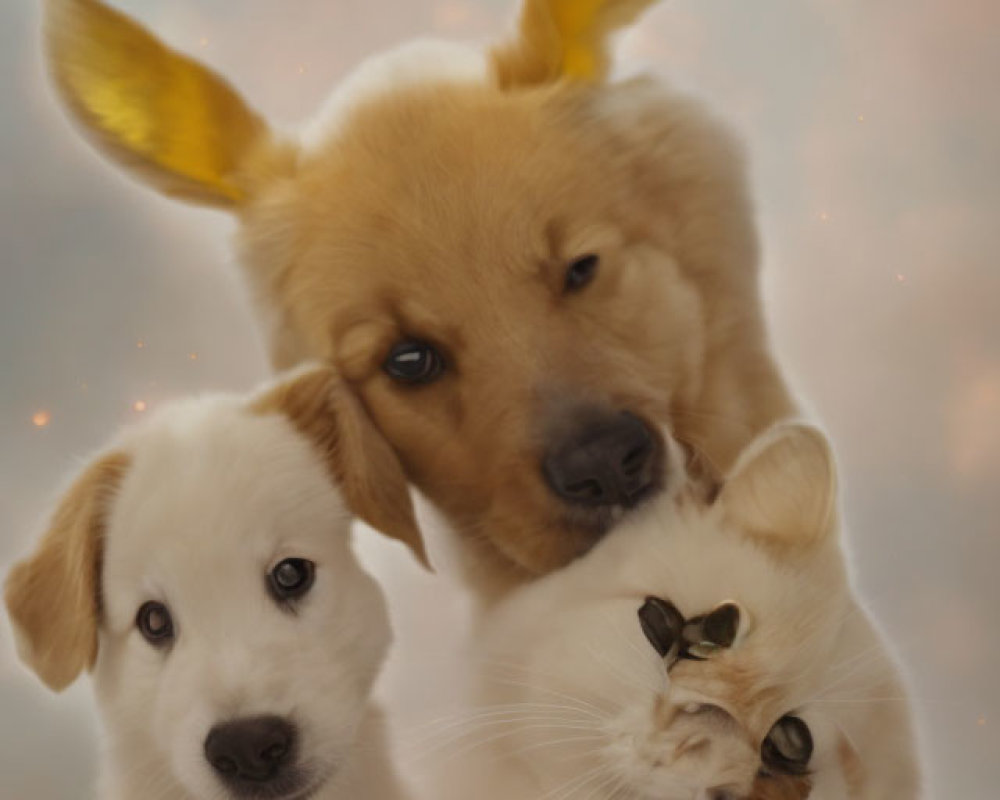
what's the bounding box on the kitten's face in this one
[473,426,917,800]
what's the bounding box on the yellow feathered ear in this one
[492,0,660,88]
[45,0,273,208]
[4,451,130,692]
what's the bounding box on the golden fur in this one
[4,451,130,691]
[251,365,427,566]
[44,0,795,593]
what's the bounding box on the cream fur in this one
[300,39,488,152]
[5,373,411,800]
[429,425,920,800]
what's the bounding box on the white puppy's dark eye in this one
[564,254,599,292]
[383,340,445,385]
[761,715,813,776]
[268,558,315,605]
[136,601,174,646]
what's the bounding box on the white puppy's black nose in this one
[543,411,662,508]
[204,715,296,785]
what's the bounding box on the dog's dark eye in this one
[638,596,685,660]
[268,558,315,605]
[761,715,813,776]
[564,254,600,293]
[136,601,174,646]
[383,340,445,385]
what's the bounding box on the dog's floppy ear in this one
[492,0,660,88]
[718,423,837,549]
[44,0,278,208]
[4,451,130,692]
[255,365,429,568]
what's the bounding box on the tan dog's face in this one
[44,0,792,580]
[243,85,708,575]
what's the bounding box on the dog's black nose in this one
[204,715,296,784]
[543,411,661,508]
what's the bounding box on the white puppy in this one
[5,365,426,800]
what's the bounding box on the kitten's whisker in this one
[408,719,607,766]
[483,675,615,718]
[584,641,659,698]
[536,761,610,800]
[507,732,608,760]
[578,767,624,800]
[598,608,665,692]
[403,716,603,763]
[405,702,602,738]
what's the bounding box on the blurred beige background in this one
[1,0,997,797]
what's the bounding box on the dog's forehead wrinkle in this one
[303,89,612,229]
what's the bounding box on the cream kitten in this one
[428,423,920,800]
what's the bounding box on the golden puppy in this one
[44,0,794,594]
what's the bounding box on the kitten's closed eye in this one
[639,597,750,664]
[683,602,750,658]
[638,596,684,661]
[761,715,813,776]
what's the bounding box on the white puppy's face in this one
[4,366,426,800]
[95,403,389,799]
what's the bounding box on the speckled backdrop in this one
[1,0,997,797]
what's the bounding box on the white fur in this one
[430,430,920,800]
[84,393,405,800]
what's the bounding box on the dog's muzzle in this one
[204,715,300,796]
[542,410,663,510]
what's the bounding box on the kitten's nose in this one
[204,715,296,784]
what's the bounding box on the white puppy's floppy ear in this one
[4,451,130,691]
[492,0,660,88]
[44,0,284,208]
[718,423,837,548]
[254,365,430,569]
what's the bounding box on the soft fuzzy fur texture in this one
[4,365,423,800]
[432,424,919,800]
[44,0,795,594]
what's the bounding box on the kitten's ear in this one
[4,451,130,691]
[254,365,429,569]
[719,423,837,548]
[45,0,283,208]
[492,0,660,88]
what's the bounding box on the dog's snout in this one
[543,411,662,509]
[204,715,297,785]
